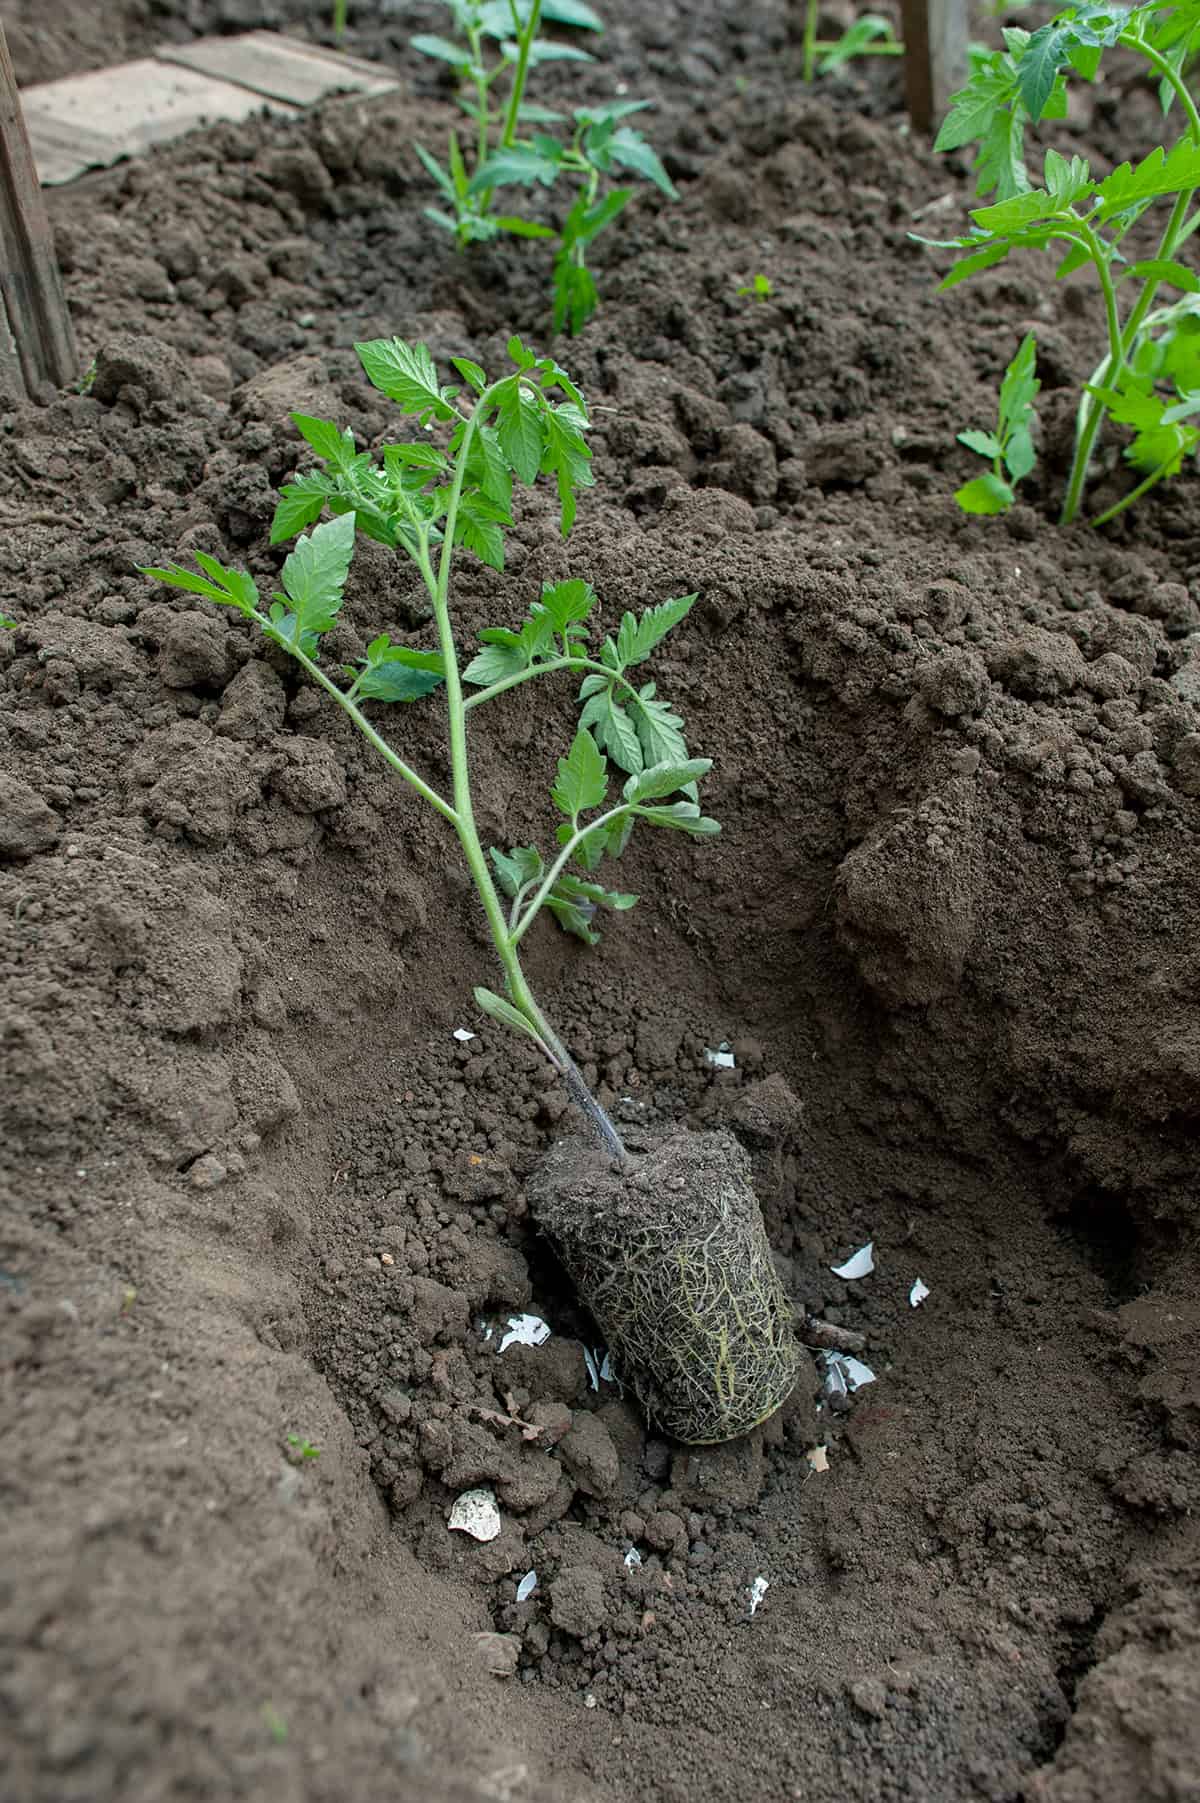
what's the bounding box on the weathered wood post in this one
[0,21,78,399]
[898,0,969,135]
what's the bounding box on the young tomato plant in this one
[141,337,717,1163]
[955,331,1040,513]
[412,0,676,332]
[800,0,902,82]
[922,1,1200,525]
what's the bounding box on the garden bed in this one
[2,4,1198,1801]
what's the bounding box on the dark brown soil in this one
[3,5,1199,1802]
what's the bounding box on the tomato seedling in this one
[142,338,717,1162]
[411,0,676,332]
[955,331,1040,513]
[921,1,1200,526]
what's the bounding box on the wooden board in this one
[899,0,968,135]
[18,32,400,187]
[157,31,399,106]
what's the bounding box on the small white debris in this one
[821,1350,877,1397]
[624,1547,642,1570]
[806,1445,829,1473]
[583,1346,600,1390]
[498,1313,551,1352]
[516,1570,538,1603]
[477,1318,495,1342]
[599,1351,614,1384]
[909,1277,930,1308]
[584,1346,615,1391]
[831,1241,875,1281]
[704,1041,736,1070]
[748,1576,769,1617]
[453,1027,476,1042]
[448,1488,501,1542]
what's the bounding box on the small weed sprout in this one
[285,1434,321,1461]
[411,1,676,331]
[736,273,774,301]
[955,331,1040,513]
[920,1,1200,525]
[0,616,16,631]
[142,338,718,1164]
[801,0,902,82]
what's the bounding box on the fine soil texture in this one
[3,4,1199,1802]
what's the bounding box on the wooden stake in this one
[899,0,968,135]
[0,21,78,397]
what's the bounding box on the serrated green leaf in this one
[971,187,1061,233]
[471,143,563,192]
[358,661,445,701]
[614,593,696,667]
[490,844,544,897]
[494,377,545,483]
[601,127,677,198]
[292,413,357,470]
[452,357,488,392]
[139,557,260,615]
[629,687,688,769]
[463,643,526,684]
[1016,21,1076,122]
[540,403,593,533]
[271,473,334,544]
[1097,141,1200,222]
[552,258,598,337]
[636,801,721,835]
[1128,259,1200,292]
[413,141,455,200]
[958,428,1003,458]
[938,240,1013,291]
[579,690,642,773]
[474,986,546,1048]
[954,472,1015,514]
[411,32,475,67]
[272,511,357,654]
[552,727,608,817]
[623,757,711,804]
[494,214,557,238]
[454,493,508,570]
[355,338,456,422]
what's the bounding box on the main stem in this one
[1061,39,1200,525]
[421,385,626,1166]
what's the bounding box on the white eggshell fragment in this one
[448,1488,501,1542]
[831,1241,875,1280]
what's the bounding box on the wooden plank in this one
[899,0,968,134]
[157,31,400,106]
[20,58,299,185]
[0,21,78,395]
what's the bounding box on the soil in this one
[3,4,1199,1802]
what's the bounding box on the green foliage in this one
[923,3,1200,524]
[411,3,675,331]
[955,332,1041,514]
[286,1434,321,1460]
[736,273,774,301]
[142,338,717,1089]
[0,615,16,631]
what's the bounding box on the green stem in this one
[501,0,543,149]
[1059,222,1129,526]
[278,635,457,827]
[511,803,633,945]
[463,654,642,712]
[803,0,818,81]
[1121,33,1200,144]
[423,381,626,1162]
[468,24,490,169]
[1089,454,1177,527]
[1060,37,1200,525]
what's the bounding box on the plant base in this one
[529,1127,804,1444]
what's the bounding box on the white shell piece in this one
[910,1277,930,1307]
[831,1241,875,1280]
[583,1346,600,1391]
[624,1547,642,1569]
[841,1355,877,1390]
[704,1043,736,1069]
[498,1313,551,1352]
[748,1576,769,1617]
[448,1488,501,1542]
[453,1027,476,1042]
[516,1570,538,1603]
[806,1445,829,1473]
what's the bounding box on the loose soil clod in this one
[530,1127,804,1443]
